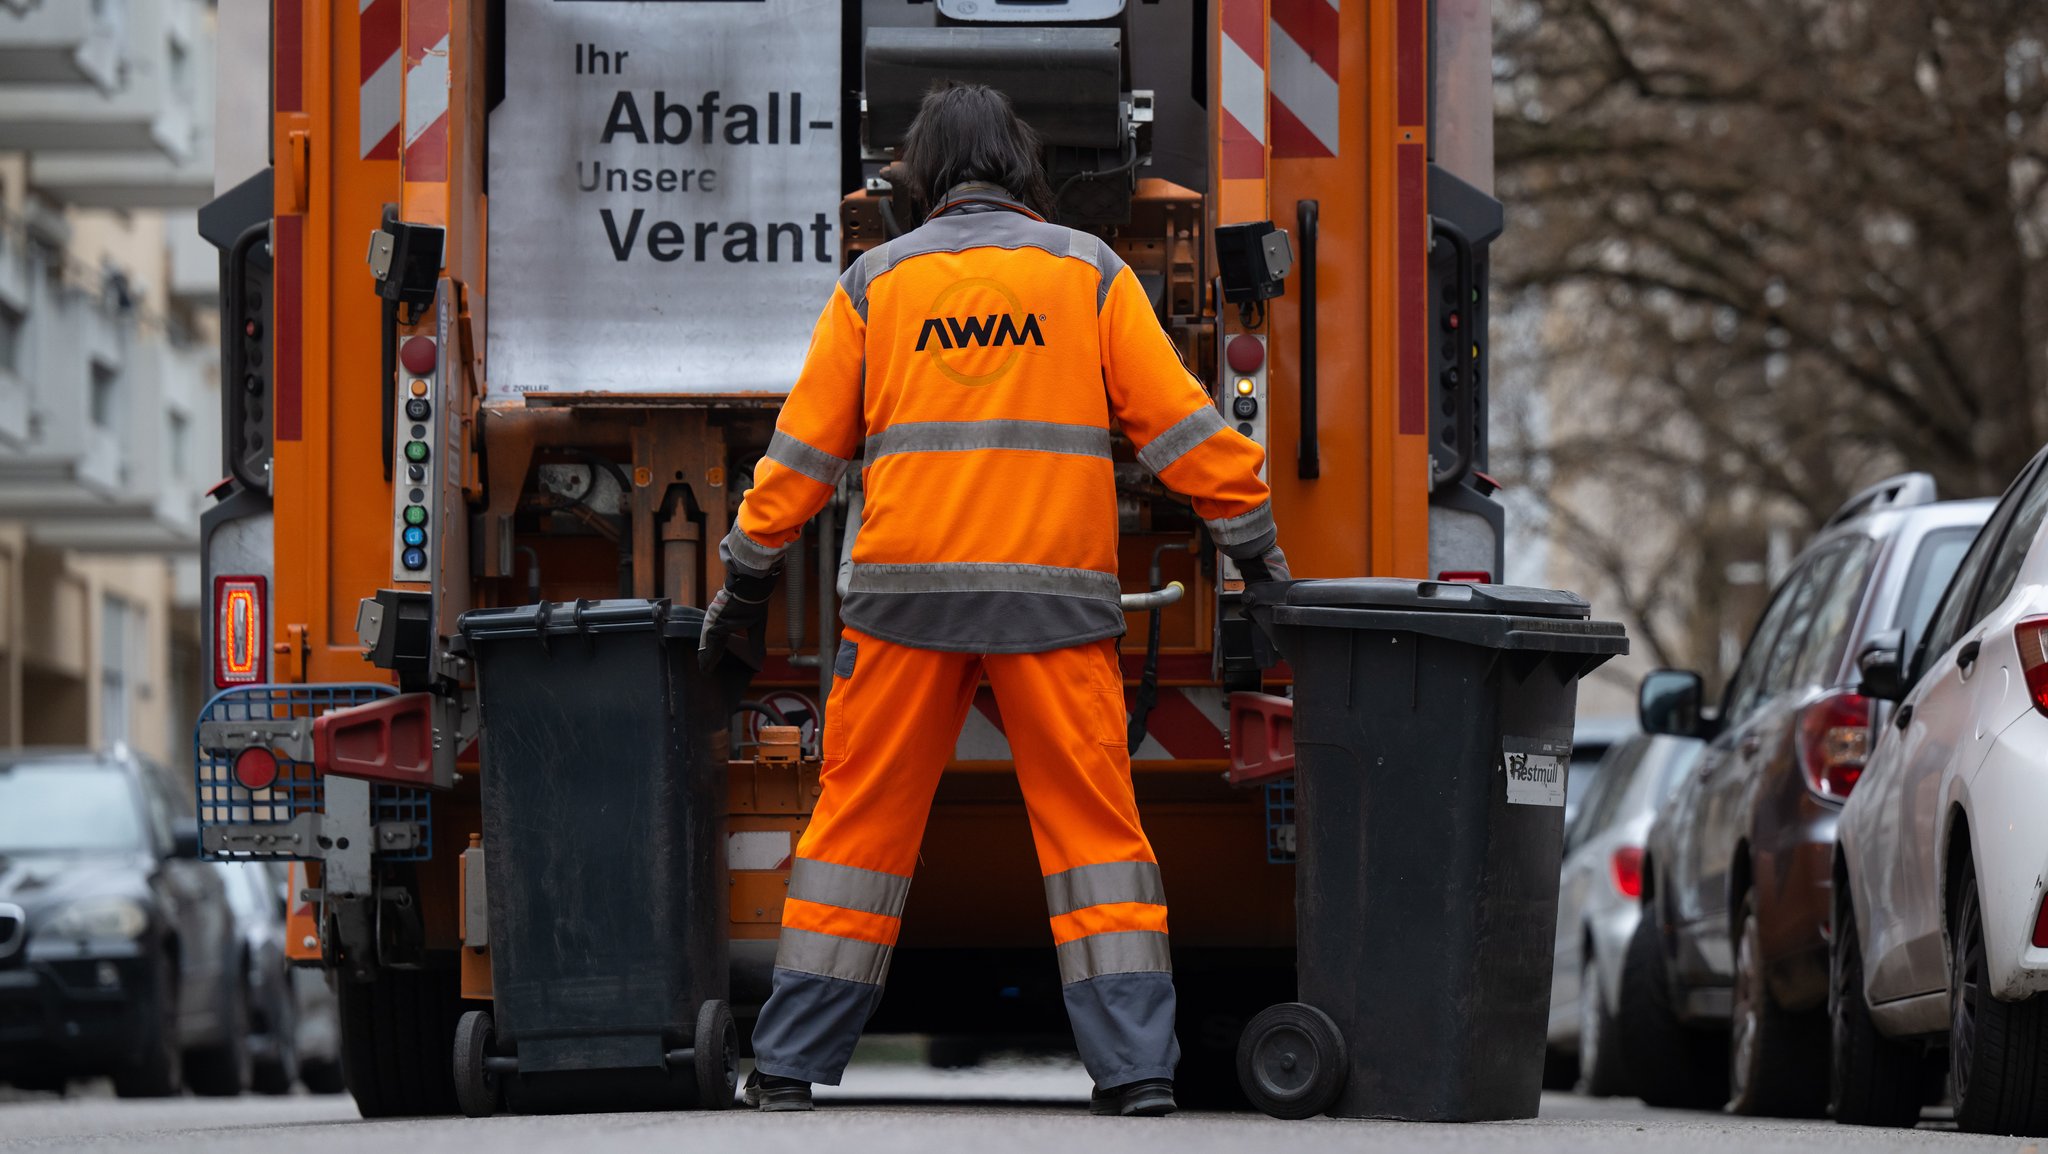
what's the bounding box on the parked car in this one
[0,749,247,1096]
[1833,443,2048,1135]
[1633,475,1992,1114]
[1547,734,1704,1095]
[293,966,346,1093]
[215,861,300,1094]
[1565,716,1640,826]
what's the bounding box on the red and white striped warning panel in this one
[1219,0,1266,180]
[1270,0,1340,157]
[359,0,400,159]
[957,687,1230,762]
[404,0,451,181]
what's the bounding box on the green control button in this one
[404,440,429,463]
[403,505,428,527]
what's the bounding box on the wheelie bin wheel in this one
[695,999,738,1109]
[1237,1003,1347,1119]
[452,1009,502,1119]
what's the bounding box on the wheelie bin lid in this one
[456,598,706,643]
[1249,579,1628,660]
[1265,579,1592,618]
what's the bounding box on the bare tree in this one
[1493,0,2048,679]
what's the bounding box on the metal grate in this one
[195,683,432,862]
[1265,779,1296,864]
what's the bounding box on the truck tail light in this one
[1610,845,1645,900]
[2018,617,2048,718]
[1797,690,1872,799]
[214,575,267,688]
[2033,891,2048,949]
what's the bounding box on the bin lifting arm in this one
[311,691,469,790]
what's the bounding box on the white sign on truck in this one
[486,0,843,399]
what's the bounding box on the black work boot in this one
[1089,1079,1177,1117]
[743,1068,815,1112]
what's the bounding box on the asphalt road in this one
[0,1060,2034,1154]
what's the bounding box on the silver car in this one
[1548,734,1704,1094]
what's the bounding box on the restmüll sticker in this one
[1503,737,1570,806]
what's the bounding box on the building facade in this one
[0,0,222,770]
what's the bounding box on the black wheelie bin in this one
[1236,579,1627,1121]
[452,598,752,1115]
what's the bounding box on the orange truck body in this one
[198,0,1499,1110]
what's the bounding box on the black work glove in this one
[1234,543,1291,585]
[698,568,779,672]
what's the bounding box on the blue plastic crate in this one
[1265,779,1296,864]
[194,683,432,862]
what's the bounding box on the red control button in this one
[399,336,438,376]
[1226,335,1265,374]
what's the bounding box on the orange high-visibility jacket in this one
[721,183,1275,653]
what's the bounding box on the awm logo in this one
[914,313,1046,352]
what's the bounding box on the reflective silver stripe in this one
[846,210,1104,315]
[1056,930,1173,984]
[1043,861,1166,918]
[1068,231,1127,309]
[867,420,1111,462]
[789,858,910,919]
[1137,406,1227,474]
[766,430,851,486]
[774,928,893,986]
[847,562,1121,601]
[723,525,788,573]
[1206,500,1276,548]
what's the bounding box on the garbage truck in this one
[191,0,1509,1116]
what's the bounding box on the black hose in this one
[1127,541,1191,753]
[1053,145,1148,217]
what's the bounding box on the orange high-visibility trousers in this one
[750,628,1178,1088]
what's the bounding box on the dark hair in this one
[898,83,1056,221]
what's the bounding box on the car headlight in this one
[42,898,150,941]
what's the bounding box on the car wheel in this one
[1727,889,1827,1117]
[113,948,183,1099]
[1619,902,1728,1109]
[1829,886,1924,1126]
[338,966,463,1117]
[1949,866,2048,1135]
[1541,1047,1579,1091]
[185,976,253,1097]
[1579,953,1629,1097]
[251,1016,300,1097]
[298,1056,346,1095]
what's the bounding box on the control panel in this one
[1222,333,1269,475]
[1216,330,1269,585]
[391,333,440,582]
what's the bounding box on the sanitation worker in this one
[700,83,1287,1116]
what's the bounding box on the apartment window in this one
[168,37,192,101]
[90,361,121,430]
[101,594,135,748]
[168,411,189,477]
[0,300,22,375]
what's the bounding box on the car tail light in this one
[1610,845,1645,900]
[214,575,267,688]
[2018,617,2048,719]
[1798,690,1873,799]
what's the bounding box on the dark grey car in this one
[1632,475,1991,1114]
[0,749,247,1096]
